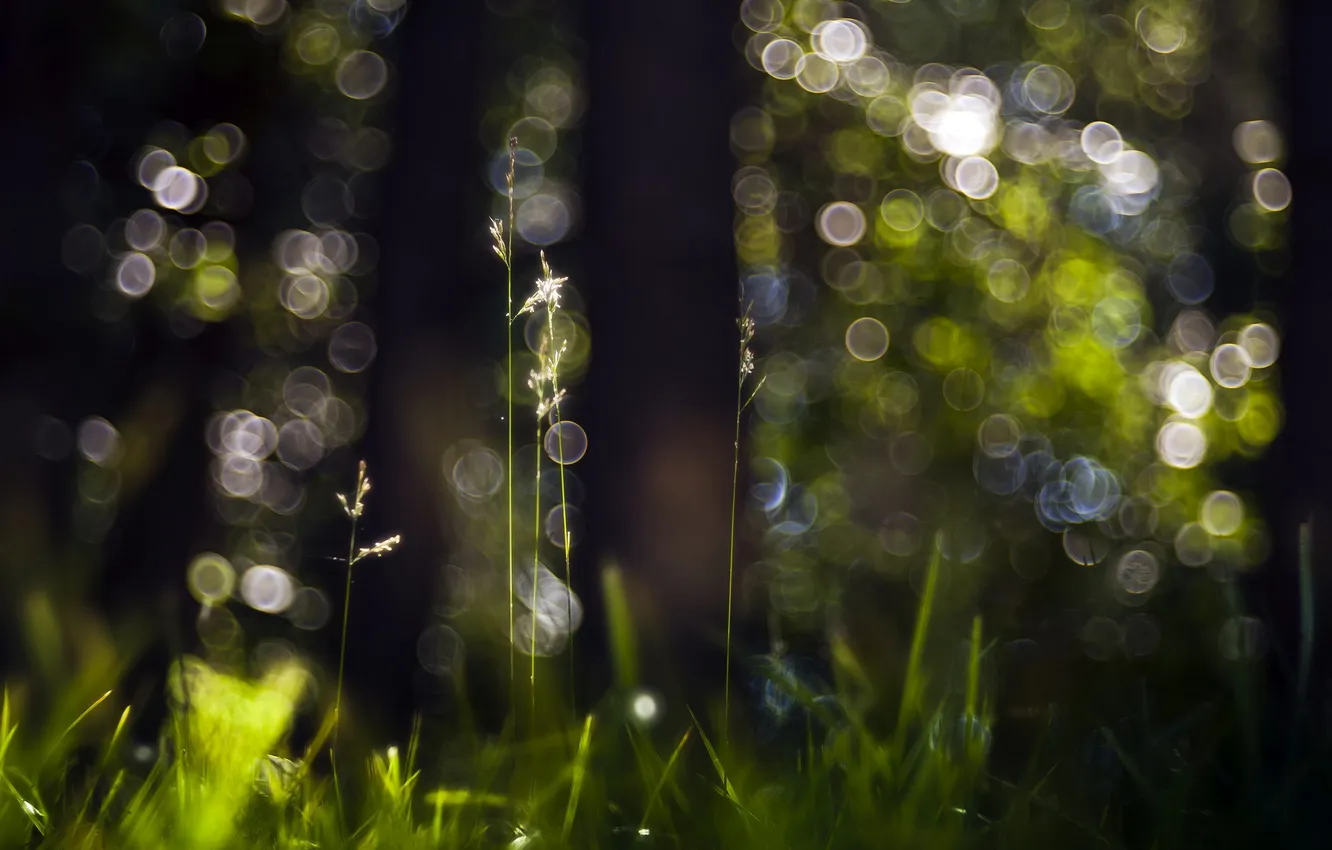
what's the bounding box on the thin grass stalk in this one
[546,299,575,714]
[725,305,757,742]
[506,137,518,700]
[333,461,365,750]
[532,401,542,735]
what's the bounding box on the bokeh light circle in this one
[188,552,236,605]
[1200,490,1244,536]
[1115,549,1160,594]
[1156,420,1206,469]
[544,421,588,465]
[816,202,866,246]
[241,565,296,614]
[1209,343,1252,388]
[336,51,388,100]
[844,317,889,361]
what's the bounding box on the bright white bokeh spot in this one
[846,56,889,96]
[216,453,263,497]
[336,51,388,100]
[629,689,662,725]
[115,253,156,298]
[1080,121,1123,164]
[761,38,802,79]
[1100,150,1159,197]
[152,166,203,211]
[1156,420,1206,469]
[1238,322,1279,367]
[912,87,999,158]
[241,565,296,614]
[1201,490,1244,536]
[1251,168,1291,212]
[544,421,588,465]
[136,148,176,190]
[1163,363,1212,418]
[953,156,998,199]
[1209,343,1252,389]
[77,417,121,466]
[280,275,329,319]
[811,19,867,63]
[845,317,889,361]
[816,202,866,246]
[1233,120,1282,164]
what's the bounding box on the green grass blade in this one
[562,714,595,839]
[602,563,638,690]
[640,727,691,830]
[899,544,942,732]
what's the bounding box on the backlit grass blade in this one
[562,714,595,838]
[640,727,691,830]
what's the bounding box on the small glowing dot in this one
[336,51,388,100]
[545,421,588,465]
[816,202,866,246]
[1251,168,1291,212]
[1209,343,1252,389]
[942,368,985,411]
[845,317,889,361]
[1080,121,1123,165]
[114,253,156,298]
[188,552,236,605]
[1238,323,1279,367]
[241,565,296,614]
[1200,490,1244,536]
[1233,120,1282,165]
[1115,549,1160,594]
[952,156,998,199]
[629,689,661,725]
[1156,420,1206,469]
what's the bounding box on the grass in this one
[0,152,1316,850]
[0,242,1321,847]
